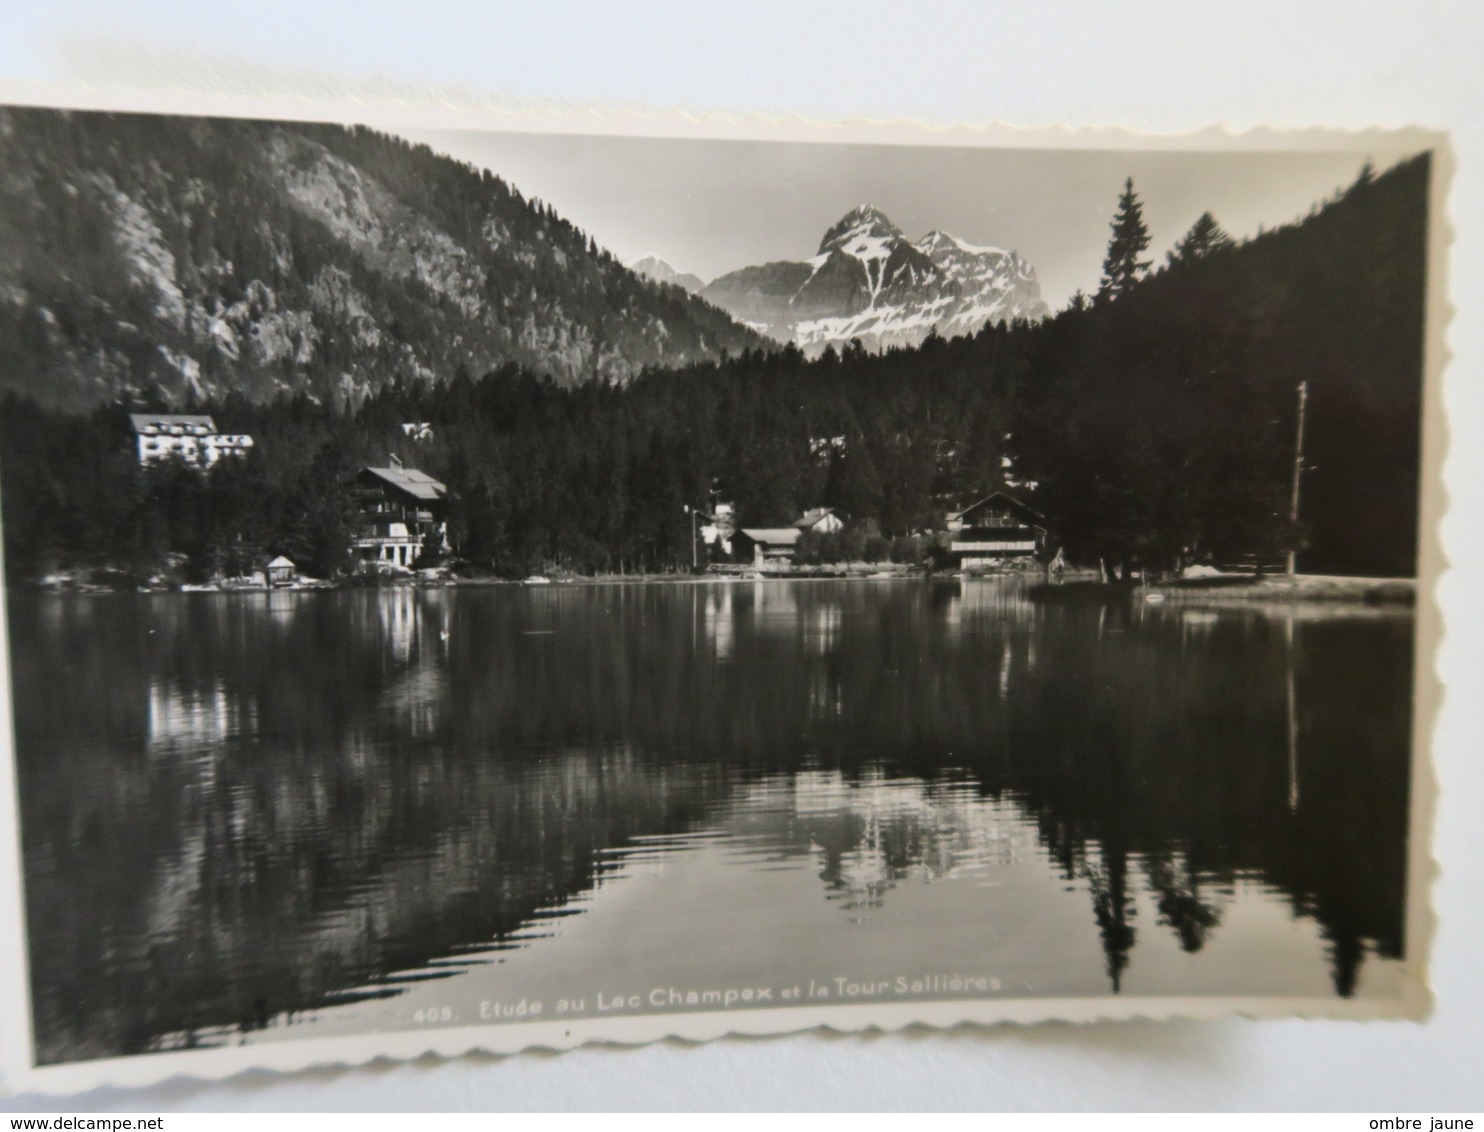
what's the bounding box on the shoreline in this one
[14,568,1417,603]
[19,565,934,595]
[1139,573,1416,606]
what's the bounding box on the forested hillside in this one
[0,153,1431,582]
[0,108,762,409]
[1015,156,1431,578]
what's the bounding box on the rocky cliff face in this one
[702,204,1049,352]
[0,108,763,410]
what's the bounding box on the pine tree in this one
[1098,178,1153,301]
[1168,211,1234,265]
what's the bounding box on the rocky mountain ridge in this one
[625,254,704,294]
[701,204,1049,352]
[0,109,763,410]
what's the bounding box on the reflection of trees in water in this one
[14,589,739,1062]
[725,582,1408,997]
[1144,852,1221,954]
[1084,844,1136,993]
[10,581,1413,1061]
[723,769,1229,992]
[1079,839,1219,992]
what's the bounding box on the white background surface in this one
[0,0,1480,1112]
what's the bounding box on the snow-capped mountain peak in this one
[702,206,1048,353]
[818,204,904,255]
[914,230,1008,258]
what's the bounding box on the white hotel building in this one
[129,414,254,469]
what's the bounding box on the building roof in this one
[360,466,448,501]
[738,528,803,546]
[129,413,217,434]
[947,490,1045,525]
[794,507,838,530]
[267,556,295,569]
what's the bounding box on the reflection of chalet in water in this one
[354,464,449,569]
[945,491,1049,569]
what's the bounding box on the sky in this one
[401,128,1425,310]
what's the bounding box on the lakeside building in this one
[733,527,803,568]
[266,556,297,587]
[734,508,847,567]
[944,491,1049,569]
[794,508,844,535]
[129,414,254,469]
[353,464,449,570]
[698,502,736,557]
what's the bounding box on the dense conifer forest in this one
[0,108,761,408]
[0,152,1431,583]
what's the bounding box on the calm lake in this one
[8,579,1415,1063]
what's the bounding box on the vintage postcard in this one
[0,87,1447,1094]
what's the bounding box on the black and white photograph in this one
[0,94,1445,1092]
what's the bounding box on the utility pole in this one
[684,504,697,571]
[1287,380,1309,577]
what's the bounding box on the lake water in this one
[7,579,1416,1063]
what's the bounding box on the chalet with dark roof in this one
[732,527,803,568]
[944,491,1050,569]
[353,464,449,569]
[734,507,846,567]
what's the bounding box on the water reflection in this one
[147,680,258,759]
[704,587,734,660]
[9,580,1414,1063]
[731,770,1039,912]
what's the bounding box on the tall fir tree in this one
[1168,211,1235,264]
[1098,177,1153,300]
